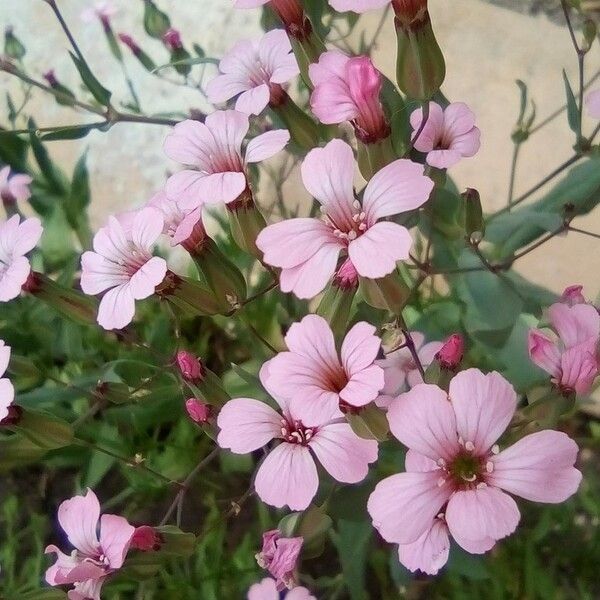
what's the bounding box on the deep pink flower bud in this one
[271,0,305,34]
[118,33,140,55]
[435,334,464,369]
[560,285,586,307]
[130,525,163,551]
[43,69,58,88]
[256,529,303,590]
[176,350,205,382]
[333,258,359,290]
[162,27,183,51]
[392,0,428,26]
[185,398,211,424]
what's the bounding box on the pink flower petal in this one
[206,72,249,105]
[254,443,318,510]
[397,519,450,575]
[347,222,413,278]
[560,341,599,394]
[128,256,167,300]
[130,207,164,250]
[245,129,290,163]
[387,383,460,463]
[247,578,279,600]
[99,514,135,569]
[205,109,250,154]
[449,369,517,454]
[426,149,463,169]
[442,102,477,139]
[548,302,600,349]
[362,159,433,222]
[488,430,582,503]
[0,378,15,421]
[528,329,561,378]
[0,341,10,376]
[328,0,390,12]
[368,471,452,544]
[0,255,30,301]
[309,422,378,483]
[340,321,381,375]
[217,398,282,453]
[235,85,271,115]
[445,487,520,544]
[97,284,136,330]
[168,170,247,208]
[163,119,215,166]
[410,102,445,153]
[404,449,439,473]
[57,489,100,556]
[339,364,384,407]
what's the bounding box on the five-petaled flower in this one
[0,215,43,303]
[45,488,135,600]
[528,300,600,395]
[368,369,582,575]
[217,346,379,510]
[80,207,168,330]
[163,110,289,210]
[207,30,299,115]
[410,101,481,169]
[256,138,433,299]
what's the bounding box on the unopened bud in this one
[43,69,58,87]
[185,398,211,424]
[4,26,26,60]
[227,190,267,259]
[131,525,163,551]
[143,0,171,39]
[435,334,464,370]
[156,271,224,316]
[162,27,182,51]
[176,351,205,383]
[118,33,156,72]
[317,260,358,336]
[462,188,485,241]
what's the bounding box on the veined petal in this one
[99,514,134,569]
[97,284,136,331]
[245,129,290,163]
[57,489,100,556]
[397,519,450,575]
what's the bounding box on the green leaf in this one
[152,56,219,74]
[28,119,67,194]
[68,150,91,215]
[69,51,112,106]
[332,519,371,600]
[562,69,580,135]
[19,590,67,600]
[40,122,104,142]
[0,129,28,170]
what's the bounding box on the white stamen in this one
[352,199,361,209]
[358,223,367,231]
[476,482,487,490]
[436,458,446,468]
[347,230,357,240]
[465,441,475,452]
[437,477,446,488]
[491,444,499,455]
[458,436,464,446]
[486,461,494,473]
[462,473,477,482]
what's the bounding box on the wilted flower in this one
[207,30,299,115]
[45,489,135,600]
[256,139,433,299]
[256,529,303,590]
[368,369,581,575]
[410,102,480,169]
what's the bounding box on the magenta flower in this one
[263,314,384,422]
[0,340,14,422]
[256,139,433,299]
[436,333,464,370]
[368,369,582,575]
[163,110,290,209]
[256,529,303,590]
[586,89,600,119]
[45,489,135,600]
[410,102,481,169]
[217,356,378,510]
[247,577,315,600]
[377,331,443,396]
[207,30,299,115]
[0,215,43,302]
[0,165,32,204]
[80,207,168,331]
[309,51,389,143]
[528,302,600,395]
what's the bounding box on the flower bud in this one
[143,0,171,39]
[271,92,321,150]
[4,26,26,60]
[176,351,205,383]
[119,33,157,72]
[462,188,485,242]
[359,271,411,315]
[42,69,76,105]
[393,0,446,100]
[316,259,358,337]
[435,333,464,370]
[185,398,211,424]
[131,526,163,551]
[156,271,225,316]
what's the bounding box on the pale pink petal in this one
[128,256,167,300]
[309,422,378,483]
[362,159,433,222]
[163,119,215,166]
[426,149,463,169]
[445,487,520,544]
[11,216,43,256]
[409,102,445,152]
[0,255,30,301]
[254,443,319,510]
[235,85,271,115]
[68,579,105,600]
[488,430,582,503]
[168,170,247,208]
[0,341,10,376]
[286,587,316,600]
[340,321,381,374]
[130,207,164,250]
[368,471,452,544]
[442,102,477,139]
[80,252,126,296]
[528,329,561,378]
[397,519,450,575]
[348,222,413,278]
[452,534,495,554]
[205,109,249,155]
[0,378,15,421]
[245,129,290,163]
[285,314,339,364]
[45,544,79,585]
[560,342,599,394]
[404,449,439,472]
[300,139,356,229]
[387,383,460,462]
[217,398,281,453]
[259,30,298,83]
[449,128,481,158]
[449,369,517,454]
[206,73,249,105]
[339,364,384,407]
[256,218,340,270]
[289,388,342,427]
[586,89,600,118]
[97,284,136,330]
[57,489,100,556]
[99,514,134,569]
[548,303,600,348]
[247,578,279,600]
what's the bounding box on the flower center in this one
[321,199,368,243]
[436,442,499,491]
[280,418,315,445]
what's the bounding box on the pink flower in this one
[262,314,384,422]
[528,302,600,395]
[163,110,289,209]
[185,398,211,423]
[80,207,168,330]
[377,331,443,396]
[560,284,587,307]
[217,353,378,510]
[0,165,32,204]
[247,577,315,600]
[436,333,464,370]
[81,1,118,24]
[130,526,162,551]
[410,102,481,169]
[328,0,391,13]
[0,215,43,302]
[256,529,303,590]
[256,139,433,299]
[586,89,600,119]
[368,369,582,575]
[45,489,135,600]
[0,339,14,422]
[146,189,205,248]
[207,30,299,115]
[309,51,389,143]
